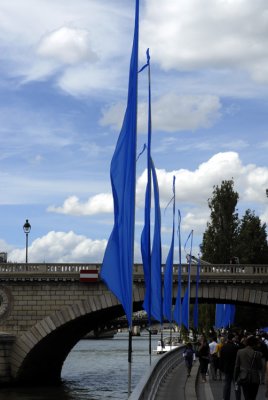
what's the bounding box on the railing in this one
[0,263,267,281]
[0,263,100,274]
[129,346,185,400]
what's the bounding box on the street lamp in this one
[23,219,31,263]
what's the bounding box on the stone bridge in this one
[0,262,267,385]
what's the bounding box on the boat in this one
[83,330,117,339]
[154,336,181,354]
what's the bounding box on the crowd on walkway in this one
[186,329,268,400]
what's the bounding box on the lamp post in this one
[23,219,31,263]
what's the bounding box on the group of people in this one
[183,331,268,400]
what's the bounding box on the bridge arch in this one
[10,291,144,384]
[189,282,268,307]
[11,282,268,384]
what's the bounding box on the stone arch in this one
[10,293,123,384]
[190,284,268,307]
[10,286,145,384]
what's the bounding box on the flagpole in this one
[128,0,139,396]
[147,50,152,365]
[188,231,193,333]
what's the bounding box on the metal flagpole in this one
[128,0,139,396]
[188,231,193,332]
[147,49,152,365]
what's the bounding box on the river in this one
[0,332,160,400]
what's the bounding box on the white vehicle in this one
[155,336,181,354]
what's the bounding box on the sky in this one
[1,0,268,264]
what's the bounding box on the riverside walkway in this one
[155,362,266,400]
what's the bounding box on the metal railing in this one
[0,263,267,282]
[129,346,185,400]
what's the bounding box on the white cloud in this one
[243,166,268,203]
[136,152,244,207]
[48,152,268,224]
[37,27,97,65]
[7,230,145,264]
[47,194,113,216]
[0,239,13,253]
[1,0,268,96]
[8,231,107,263]
[58,64,120,96]
[142,0,268,83]
[260,206,268,225]
[100,94,222,133]
[182,210,210,235]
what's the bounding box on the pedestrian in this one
[255,334,268,384]
[220,333,241,400]
[215,336,225,380]
[183,342,195,377]
[209,336,218,380]
[197,336,210,383]
[234,335,263,400]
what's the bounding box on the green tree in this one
[200,180,239,263]
[235,209,268,264]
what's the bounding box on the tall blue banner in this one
[173,210,182,326]
[163,176,176,322]
[151,158,162,322]
[141,49,152,321]
[100,0,139,327]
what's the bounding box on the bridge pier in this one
[0,333,15,384]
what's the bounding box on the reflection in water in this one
[0,333,159,400]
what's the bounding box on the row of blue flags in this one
[215,304,236,329]
[100,0,234,333]
[99,0,198,327]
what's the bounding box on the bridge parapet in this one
[0,263,267,283]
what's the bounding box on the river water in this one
[0,332,160,400]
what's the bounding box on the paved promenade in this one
[198,375,266,400]
[155,361,266,400]
[155,360,198,400]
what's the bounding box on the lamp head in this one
[23,219,31,234]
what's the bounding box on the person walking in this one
[197,336,210,383]
[220,333,241,400]
[234,335,262,400]
[183,342,195,377]
[209,336,218,380]
[215,336,225,380]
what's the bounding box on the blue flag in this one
[141,49,152,320]
[163,176,176,322]
[223,304,231,328]
[193,255,200,329]
[230,304,235,324]
[141,177,151,319]
[223,304,235,328]
[181,287,189,329]
[173,210,182,326]
[215,304,224,328]
[100,0,139,327]
[150,158,163,322]
[181,230,193,330]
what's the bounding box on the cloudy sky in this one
[1,0,268,264]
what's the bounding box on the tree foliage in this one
[199,180,268,331]
[200,180,239,263]
[236,209,268,264]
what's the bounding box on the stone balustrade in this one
[0,262,267,275]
